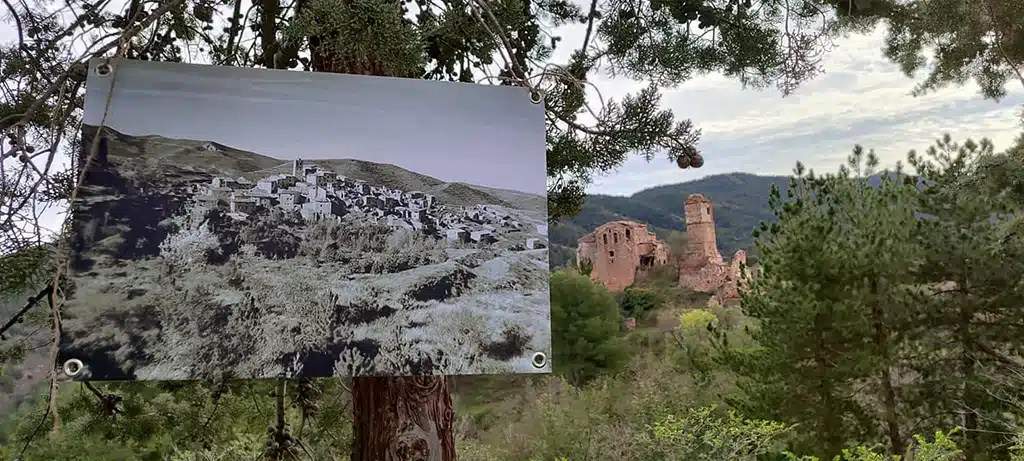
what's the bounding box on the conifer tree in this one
[904,135,1024,460]
[726,148,922,458]
[823,0,1024,100]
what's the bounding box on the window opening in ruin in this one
[614,233,619,243]
[706,206,711,214]
[603,233,608,245]
[625,229,631,239]
[640,255,654,266]
[609,250,615,257]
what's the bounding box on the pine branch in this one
[0,285,52,340]
[84,382,123,417]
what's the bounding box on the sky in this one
[550,25,1024,195]
[2,4,1024,240]
[82,58,547,195]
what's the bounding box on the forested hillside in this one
[548,173,790,267]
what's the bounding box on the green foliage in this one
[678,309,718,331]
[728,136,1024,459]
[828,0,1024,101]
[620,287,659,318]
[0,246,52,297]
[664,230,688,263]
[5,0,1024,456]
[784,429,964,461]
[577,257,593,276]
[902,135,1024,458]
[673,309,727,386]
[549,270,629,387]
[1,379,354,461]
[642,405,789,461]
[730,147,929,458]
[287,0,424,77]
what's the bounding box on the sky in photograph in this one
[82,59,548,196]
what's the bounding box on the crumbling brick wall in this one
[577,220,668,292]
[714,250,748,304]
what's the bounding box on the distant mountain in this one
[548,173,791,267]
[83,124,284,177]
[450,183,547,215]
[547,171,931,268]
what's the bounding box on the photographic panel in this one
[59,58,550,381]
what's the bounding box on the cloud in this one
[575,26,1024,196]
[2,10,1023,214]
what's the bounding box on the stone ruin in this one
[677,194,749,305]
[576,193,749,305]
[576,220,669,292]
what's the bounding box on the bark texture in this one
[350,377,456,461]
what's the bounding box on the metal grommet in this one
[528,88,544,105]
[63,358,84,378]
[95,62,112,77]
[530,351,547,369]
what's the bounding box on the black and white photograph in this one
[59,58,550,381]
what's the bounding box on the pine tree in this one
[726,148,923,458]
[904,135,1024,460]
[822,0,1024,100]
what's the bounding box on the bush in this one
[679,309,719,331]
[620,287,660,318]
[550,270,629,387]
[578,258,593,276]
[634,263,679,288]
[299,217,446,272]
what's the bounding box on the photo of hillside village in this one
[60,125,551,381]
[207,157,545,248]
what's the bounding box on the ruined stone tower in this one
[682,194,723,266]
[292,158,304,176]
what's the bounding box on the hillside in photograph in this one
[61,125,551,381]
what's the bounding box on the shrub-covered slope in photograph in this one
[60,125,551,380]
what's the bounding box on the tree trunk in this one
[870,279,905,455]
[351,377,456,461]
[813,313,843,458]
[304,7,458,461]
[958,291,979,460]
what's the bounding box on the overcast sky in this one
[82,58,547,195]
[3,6,1024,240]
[548,25,1024,195]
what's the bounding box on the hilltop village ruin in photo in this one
[60,126,551,381]
[200,157,547,249]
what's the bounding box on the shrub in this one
[620,287,660,318]
[641,405,790,460]
[679,309,719,331]
[578,258,593,276]
[550,270,629,387]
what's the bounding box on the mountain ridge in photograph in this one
[80,124,540,209]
